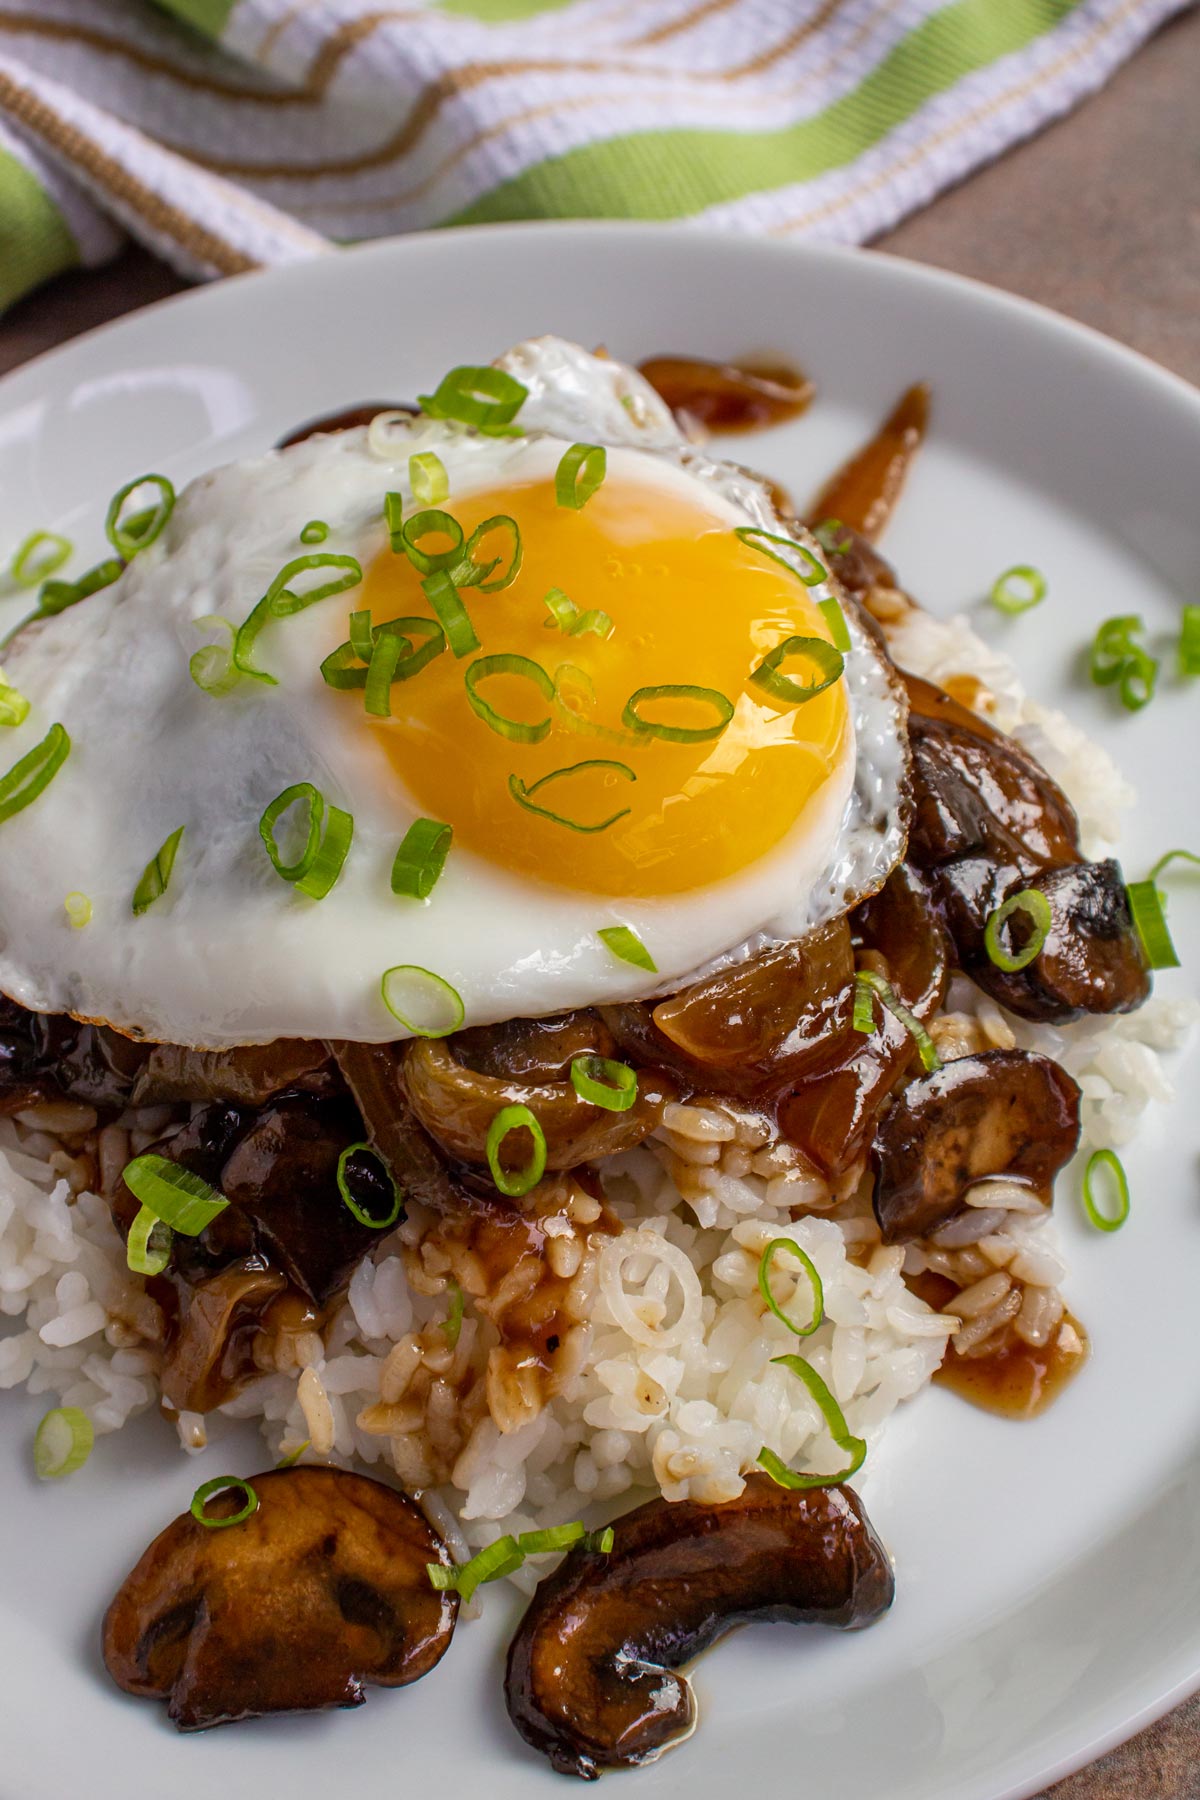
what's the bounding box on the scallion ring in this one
[749,636,844,707]
[509,759,635,833]
[418,365,528,432]
[1148,848,1200,883]
[1081,1148,1130,1233]
[852,971,941,1072]
[126,1204,173,1276]
[131,824,184,916]
[486,1103,547,1198]
[336,1141,405,1230]
[1125,878,1180,970]
[757,1237,824,1338]
[259,782,354,899]
[0,723,70,826]
[105,474,175,560]
[427,1536,525,1603]
[812,518,852,555]
[235,553,363,684]
[757,1354,867,1489]
[10,530,71,589]
[323,614,444,693]
[122,1153,229,1234]
[623,683,734,744]
[1119,644,1158,713]
[818,598,851,652]
[543,586,613,640]
[1179,603,1200,677]
[990,564,1047,615]
[36,558,123,619]
[188,615,240,697]
[983,888,1053,974]
[451,514,522,593]
[33,1407,93,1480]
[410,451,449,507]
[299,519,329,545]
[465,653,554,743]
[422,569,478,658]
[598,924,656,972]
[570,1054,638,1113]
[64,892,92,930]
[191,1476,259,1531]
[380,965,464,1038]
[349,609,375,664]
[555,442,607,510]
[392,817,453,899]
[0,669,30,729]
[399,508,465,577]
[364,627,409,717]
[735,525,827,586]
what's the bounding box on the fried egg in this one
[0,339,906,1047]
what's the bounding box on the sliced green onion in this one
[0,723,70,826]
[123,1154,229,1234]
[189,615,241,697]
[410,451,449,507]
[399,508,465,577]
[555,443,607,510]
[1089,614,1158,711]
[1126,877,1180,970]
[735,525,826,587]
[0,669,30,728]
[543,586,613,640]
[427,1536,525,1603]
[486,1103,547,1198]
[509,759,635,834]
[623,683,733,744]
[749,635,844,707]
[11,530,71,589]
[300,519,329,545]
[33,1407,93,1480]
[571,1054,637,1112]
[452,515,522,592]
[1149,848,1200,883]
[852,970,941,1072]
[349,609,375,664]
[259,782,354,899]
[64,892,92,930]
[583,1526,616,1553]
[851,975,875,1033]
[39,557,123,615]
[326,614,445,696]
[131,824,184,916]
[364,627,407,717]
[465,653,554,743]
[812,518,852,555]
[191,1476,259,1530]
[336,1141,405,1230]
[758,1238,824,1338]
[1179,604,1200,677]
[818,598,851,653]
[418,365,528,433]
[423,569,478,659]
[551,662,631,744]
[598,924,656,972]
[105,474,175,560]
[758,1354,866,1489]
[126,1204,173,1276]
[235,553,363,684]
[1081,1147,1130,1233]
[990,564,1047,615]
[984,888,1053,974]
[518,1523,592,1556]
[392,817,453,899]
[381,965,465,1037]
[276,1439,311,1469]
[1119,644,1158,712]
[443,1279,464,1349]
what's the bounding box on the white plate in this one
[1,225,1198,1800]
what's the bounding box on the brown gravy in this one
[638,355,814,435]
[908,1270,1089,1420]
[808,381,929,541]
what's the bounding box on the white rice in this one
[0,606,1195,1590]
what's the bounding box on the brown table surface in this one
[2,9,1199,1793]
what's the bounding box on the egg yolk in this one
[341,473,849,897]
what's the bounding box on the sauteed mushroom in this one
[872,1049,1082,1244]
[131,1038,336,1106]
[505,1473,894,1779]
[103,1468,457,1729]
[637,354,814,435]
[333,1040,467,1215]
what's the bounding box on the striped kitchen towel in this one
[0,0,1191,313]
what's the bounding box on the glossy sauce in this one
[909,1270,1089,1419]
[807,381,929,541]
[638,355,814,434]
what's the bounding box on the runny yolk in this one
[343,473,850,898]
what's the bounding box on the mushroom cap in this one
[103,1467,457,1730]
[505,1473,894,1778]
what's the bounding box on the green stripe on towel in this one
[0,148,79,312]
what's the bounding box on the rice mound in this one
[1,607,1196,1588]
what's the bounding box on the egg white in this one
[0,340,906,1047]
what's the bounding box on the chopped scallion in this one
[189,615,240,697]
[757,1238,824,1338]
[126,1204,173,1276]
[598,924,656,972]
[122,1153,229,1236]
[259,782,354,899]
[570,1054,638,1113]
[486,1103,547,1198]
[0,668,30,728]
[33,1407,93,1480]
[1089,615,1158,712]
[818,598,851,652]
[1179,604,1200,677]
[380,964,464,1037]
[299,519,329,545]
[418,365,528,433]
[735,525,827,586]
[1081,1148,1130,1232]
[990,564,1046,615]
[190,1476,259,1530]
[410,451,449,507]
[758,1354,866,1489]
[1149,847,1200,884]
[64,891,92,930]
[10,530,72,589]
[0,722,70,826]
[1126,878,1180,970]
[131,824,185,916]
[812,518,851,555]
[543,586,613,639]
[555,443,607,510]
[852,970,941,1072]
[104,475,175,560]
[443,1279,464,1349]
[623,683,733,743]
[235,553,362,685]
[392,817,453,899]
[452,515,522,592]
[465,653,554,743]
[749,636,844,707]
[336,1141,405,1230]
[983,888,1053,974]
[423,569,478,659]
[509,759,635,833]
[399,508,465,577]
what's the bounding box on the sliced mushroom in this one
[131,1038,337,1107]
[505,1473,894,1779]
[872,1048,1082,1244]
[103,1467,457,1729]
[160,1260,287,1413]
[332,1040,468,1215]
[904,675,1150,1021]
[637,354,814,435]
